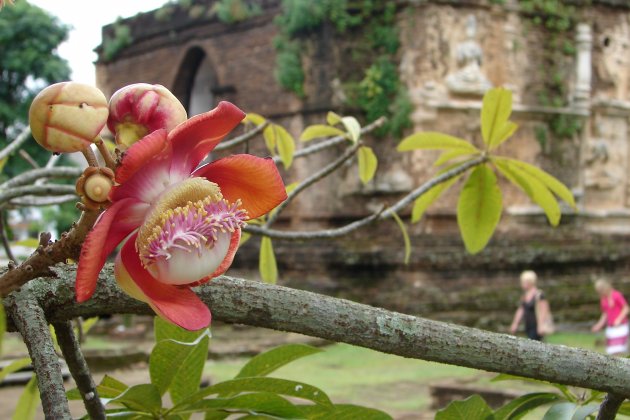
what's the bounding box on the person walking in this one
[510,270,553,341]
[591,279,629,355]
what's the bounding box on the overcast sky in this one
[29,0,167,84]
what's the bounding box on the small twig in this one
[0,127,31,162]
[44,154,61,169]
[53,321,105,420]
[214,122,269,152]
[0,211,16,262]
[18,149,40,169]
[81,147,99,167]
[272,116,387,165]
[7,195,78,208]
[597,393,625,420]
[0,184,77,207]
[0,208,100,297]
[265,142,362,226]
[1,167,83,189]
[6,292,71,419]
[95,138,116,172]
[246,156,486,240]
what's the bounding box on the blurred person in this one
[591,279,629,355]
[510,270,553,341]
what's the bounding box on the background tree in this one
[0,0,70,178]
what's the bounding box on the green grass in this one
[204,332,607,416]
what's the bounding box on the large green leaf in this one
[12,375,40,420]
[341,116,361,143]
[236,344,322,379]
[457,165,503,254]
[481,87,513,148]
[96,375,129,399]
[154,313,206,343]
[275,125,295,169]
[326,111,342,126]
[435,395,493,420]
[259,237,278,284]
[149,319,210,398]
[491,121,519,149]
[571,403,599,420]
[411,173,464,223]
[103,383,162,414]
[491,374,574,401]
[300,125,346,142]
[175,377,332,409]
[391,212,411,264]
[541,401,599,420]
[172,393,303,418]
[494,159,561,226]
[398,132,478,152]
[494,392,559,420]
[506,159,576,209]
[434,149,478,167]
[243,113,266,126]
[298,403,392,419]
[357,146,378,184]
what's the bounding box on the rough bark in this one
[10,264,630,400]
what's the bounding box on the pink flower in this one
[76,101,287,330]
[107,83,187,149]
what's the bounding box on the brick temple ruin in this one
[96,0,630,330]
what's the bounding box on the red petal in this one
[119,233,211,330]
[193,155,287,219]
[187,229,241,287]
[168,101,245,176]
[75,198,147,302]
[115,129,168,185]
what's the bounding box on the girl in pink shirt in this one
[592,279,630,355]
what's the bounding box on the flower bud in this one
[29,82,109,153]
[76,167,115,210]
[107,83,187,149]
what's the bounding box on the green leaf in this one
[175,377,333,409]
[391,212,411,264]
[150,318,210,397]
[0,303,5,356]
[259,237,278,284]
[0,357,32,383]
[436,395,493,420]
[412,174,464,223]
[491,121,519,149]
[0,157,8,173]
[341,116,361,143]
[155,316,205,344]
[243,113,266,126]
[491,374,574,401]
[542,402,584,420]
[80,317,100,335]
[494,393,559,420]
[103,383,162,414]
[457,165,503,254]
[12,375,40,420]
[397,132,478,152]
[506,159,576,209]
[481,87,513,148]
[434,149,478,167]
[275,124,295,169]
[262,125,277,154]
[298,404,392,419]
[357,146,378,184]
[10,238,39,248]
[571,403,599,420]
[494,159,561,226]
[300,125,346,142]
[326,111,342,126]
[96,375,129,399]
[236,344,322,379]
[173,393,303,418]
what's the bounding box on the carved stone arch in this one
[172,46,218,116]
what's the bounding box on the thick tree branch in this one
[214,122,268,152]
[597,393,625,420]
[0,127,31,162]
[53,321,105,420]
[0,211,15,262]
[0,209,100,297]
[0,167,82,189]
[15,266,630,399]
[5,290,71,419]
